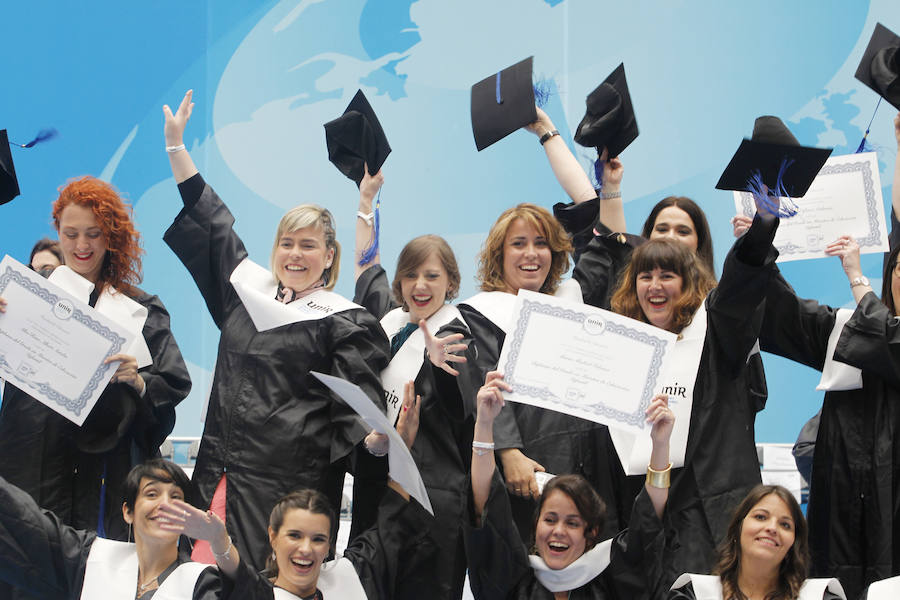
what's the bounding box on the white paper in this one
[758,443,797,471]
[733,152,887,262]
[311,372,433,515]
[760,470,802,503]
[497,290,677,435]
[0,255,134,425]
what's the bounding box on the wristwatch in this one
[850,276,870,288]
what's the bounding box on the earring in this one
[128,524,133,544]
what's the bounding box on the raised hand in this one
[476,371,509,423]
[0,296,6,313]
[422,319,468,376]
[359,165,384,205]
[824,235,862,280]
[158,498,227,544]
[645,393,675,446]
[731,214,753,238]
[396,380,420,450]
[162,90,194,147]
[104,353,144,395]
[525,106,555,136]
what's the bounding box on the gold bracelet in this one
[646,463,672,489]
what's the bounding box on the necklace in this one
[136,574,158,597]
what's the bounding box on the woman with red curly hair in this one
[0,176,191,548]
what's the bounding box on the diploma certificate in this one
[497,290,676,435]
[0,256,133,425]
[733,152,887,262]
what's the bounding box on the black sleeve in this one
[834,291,900,386]
[130,293,192,453]
[177,173,206,211]
[0,475,95,600]
[667,581,698,600]
[605,489,666,600]
[463,471,531,599]
[190,567,226,600]
[553,197,600,263]
[217,558,275,600]
[344,487,436,598]
[353,264,397,321]
[572,227,644,309]
[163,181,249,329]
[708,213,780,370]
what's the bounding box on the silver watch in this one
[850,276,870,288]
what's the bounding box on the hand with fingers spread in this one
[422,319,468,376]
[731,214,753,238]
[824,235,863,280]
[162,90,194,148]
[157,499,239,574]
[104,353,144,395]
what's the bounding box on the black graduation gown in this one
[760,276,900,599]
[222,487,435,599]
[569,215,779,596]
[163,176,390,571]
[464,472,665,600]
[354,265,480,600]
[0,289,190,541]
[0,475,223,600]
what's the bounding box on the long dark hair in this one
[641,196,715,275]
[714,485,809,600]
[881,245,900,316]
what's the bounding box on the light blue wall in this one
[1,0,897,442]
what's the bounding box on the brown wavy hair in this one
[714,485,809,600]
[610,238,716,334]
[641,196,715,275]
[392,234,461,310]
[476,203,572,295]
[53,176,143,296]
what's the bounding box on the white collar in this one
[528,539,612,592]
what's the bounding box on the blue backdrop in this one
[1,0,898,441]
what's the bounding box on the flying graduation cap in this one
[574,63,639,159]
[470,56,539,151]
[324,90,391,186]
[855,22,900,111]
[0,130,20,206]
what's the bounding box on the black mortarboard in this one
[324,90,391,185]
[715,116,832,197]
[0,130,20,206]
[574,63,638,158]
[471,56,537,151]
[855,22,900,111]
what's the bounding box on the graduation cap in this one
[715,116,832,200]
[855,22,900,111]
[0,129,20,206]
[574,63,639,159]
[324,90,391,186]
[470,56,538,151]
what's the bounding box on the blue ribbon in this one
[495,72,503,104]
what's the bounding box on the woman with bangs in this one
[457,202,637,547]
[604,201,780,594]
[160,90,390,571]
[669,484,846,600]
[0,176,190,546]
[351,169,481,600]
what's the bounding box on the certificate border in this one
[737,158,882,257]
[0,266,127,416]
[502,298,669,429]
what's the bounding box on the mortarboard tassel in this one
[746,157,799,218]
[10,128,58,148]
[855,97,882,153]
[592,156,604,189]
[533,77,554,108]
[358,188,381,266]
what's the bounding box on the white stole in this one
[816,308,863,391]
[379,304,461,424]
[865,575,900,600]
[229,258,361,332]
[669,574,846,600]
[459,278,583,335]
[48,266,152,368]
[80,538,208,600]
[271,556,367,599]
[529,539,612,592]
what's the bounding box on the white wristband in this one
[166,144,186,154]
[357,211,374,226]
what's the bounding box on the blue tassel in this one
[855,97,882,154]
[533,77,553,108]
[358,189,381,266]
[97,461,108,539]
[10,128,58,148]
[746,157,798,218]
[495,72,503,104]
[593,157,604,189]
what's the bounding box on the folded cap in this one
[470,56,537,151]
[0,130,20,206]
[574,63,638,158]
[324,89,391,185]
[855,22,900,111]
[715,116,832,197]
